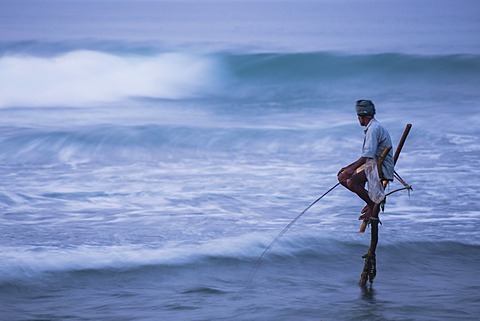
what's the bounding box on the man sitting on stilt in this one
[337,100,394,220]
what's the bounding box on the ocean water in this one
[1,1,480,320]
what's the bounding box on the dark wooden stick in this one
[393,124,412,166]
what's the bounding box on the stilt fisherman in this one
[337,100,394,220]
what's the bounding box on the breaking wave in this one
[0,50,226,107]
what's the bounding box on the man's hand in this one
[337,166,353,183]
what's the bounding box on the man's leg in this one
[346,171,375,220]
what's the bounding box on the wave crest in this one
[0,50,226,107]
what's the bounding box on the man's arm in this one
[338,156,369,176]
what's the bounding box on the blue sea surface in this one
[1,1,480,320]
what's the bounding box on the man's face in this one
[357,115,367,126]
[357,115,372,126]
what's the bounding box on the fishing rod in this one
[247,181,341,287]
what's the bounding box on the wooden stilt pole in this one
[359,124,412,287]
[359,192,384,286]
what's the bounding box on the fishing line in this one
[246,181,341,287]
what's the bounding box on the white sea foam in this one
[0,50,226,108]
[0,234,262,281]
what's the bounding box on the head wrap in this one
[355,100,376,116]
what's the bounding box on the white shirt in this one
[361,118,394,180]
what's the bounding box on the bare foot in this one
[361,205,368,214]
[358,205,373,220]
